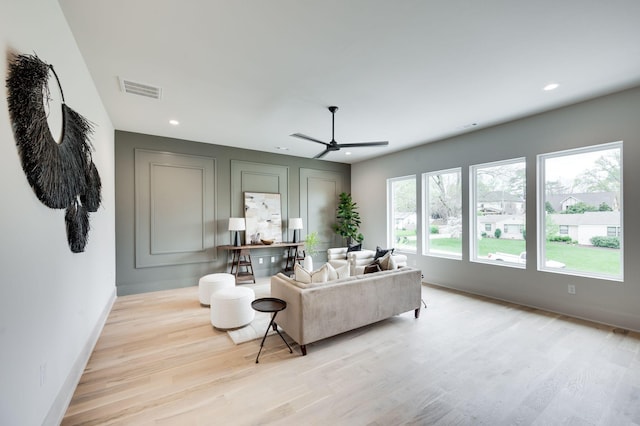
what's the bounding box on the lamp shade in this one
[228,217,246,231]
[289,218,303,230]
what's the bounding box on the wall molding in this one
[135,149,216,268]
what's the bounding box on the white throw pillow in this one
[294,263,329,284]
[327,262,350,280]
[378,251,394,270]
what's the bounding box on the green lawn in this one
[429,237,621,275]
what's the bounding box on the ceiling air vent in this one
[119,77,162,99]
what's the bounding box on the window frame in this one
[536,141,623,281]
[387,175,417,253]
[470,157,526,267]
[422,168,462,260]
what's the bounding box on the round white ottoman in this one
[210,286,256,329]
[198,273,235,305]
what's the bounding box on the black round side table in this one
[251,297,293,363]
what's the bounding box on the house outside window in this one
[388,175,416,252]
[538,141,622,280]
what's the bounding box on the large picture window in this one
[471,158,526,266]
[423,168,462,258]
[388,175,416,252]
[538,142,622,280]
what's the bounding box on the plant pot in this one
[303,255,313,271]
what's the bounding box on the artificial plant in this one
[333,192,364,245]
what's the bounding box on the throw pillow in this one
[335,262,350,278]
[377,251,395,270]
[374,246,394,260]
[326,262,351,280]
[363,262,382,274]
[347,243,362,252]
[294,263,329,284]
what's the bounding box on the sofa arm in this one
[327,247,348,261]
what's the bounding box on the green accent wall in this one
[115,131,350,295]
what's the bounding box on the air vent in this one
[119,77,162,99]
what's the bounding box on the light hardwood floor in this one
[63,280,640,425]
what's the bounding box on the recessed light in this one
[345,151,352,156]
[275,146,289,151]
[169,119,180,126]
[543,83,559,91]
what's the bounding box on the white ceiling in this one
[58,0,640,163]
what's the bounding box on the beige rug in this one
[226,282,276,344]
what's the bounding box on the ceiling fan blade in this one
[314,148,331,159]
[337,141,389,148]
[290,133,329,146]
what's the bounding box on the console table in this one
[218,242,304,283]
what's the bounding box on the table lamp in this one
[289,218,303,243]
[228,217,245,246]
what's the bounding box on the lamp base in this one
[234,231,241,247]
[292,230,299,243]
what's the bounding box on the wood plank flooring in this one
[63,281,640,425]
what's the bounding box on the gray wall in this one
[353,86,640,331]
[0,2,116,425]
[116,131,350,295]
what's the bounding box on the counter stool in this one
[198,273,235,306]
[210,286,255,329]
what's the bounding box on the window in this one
[607,226,620,237]
[423,168,462,258]
[388,176,416,252]
[538,141,622,280]
[471,158,526,266]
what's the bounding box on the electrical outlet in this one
[40,363,46,387]
[271,256,275,263]
[258,258,263,264]
[568,284,576,295]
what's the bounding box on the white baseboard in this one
[43,287,117,426]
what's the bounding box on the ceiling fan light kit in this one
[291,106,389,159]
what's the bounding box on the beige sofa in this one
[270,266,422,355]
[327,247,408,275]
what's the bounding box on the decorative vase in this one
[303,255,313,271]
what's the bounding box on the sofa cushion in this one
[374,246,394,260]
[326,262,350,280]
[294,263,329,284]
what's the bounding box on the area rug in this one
[226,283,276,344]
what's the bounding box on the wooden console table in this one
[218,242,304,283]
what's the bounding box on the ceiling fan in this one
[291,106,389,159]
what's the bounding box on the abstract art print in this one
[244,192,282,244]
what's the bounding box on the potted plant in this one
[333,192,364,246]
[303,231,319,270]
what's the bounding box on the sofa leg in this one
[415,307,421,318]
[300,345,307,356]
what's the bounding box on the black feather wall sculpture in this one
[6,54,102,253]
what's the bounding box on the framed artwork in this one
[244,192,282,244]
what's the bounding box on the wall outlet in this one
[258,258,263,264]
[271,256,275,263]
[40,363,46,387]
[568,284,576,295]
